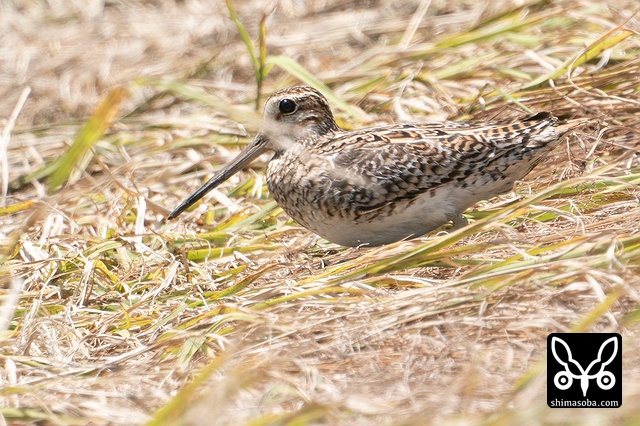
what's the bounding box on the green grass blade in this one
[523,29,634,89]
[48,87,128,192]
[256,12,268,108]
[225,0,259,80]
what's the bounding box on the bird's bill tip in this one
[167,134,269,220]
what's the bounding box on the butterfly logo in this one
[551,336,618,397]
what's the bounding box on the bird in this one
[168,86,581,247]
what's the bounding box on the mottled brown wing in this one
[327,113,559,213]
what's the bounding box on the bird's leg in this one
[450,214,469,231]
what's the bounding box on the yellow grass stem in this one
[523,29,635,89]
[48,87,128,192]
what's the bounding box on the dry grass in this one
[2,0,640,424]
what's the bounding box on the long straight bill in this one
[168,134,268,219]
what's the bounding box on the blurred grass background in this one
[1,0,639,424]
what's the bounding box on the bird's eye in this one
[279,99,297,114]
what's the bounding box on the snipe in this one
[169,86,581,247]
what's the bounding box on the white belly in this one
[300,184,470,246]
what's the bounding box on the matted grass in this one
[1,0,639,424]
